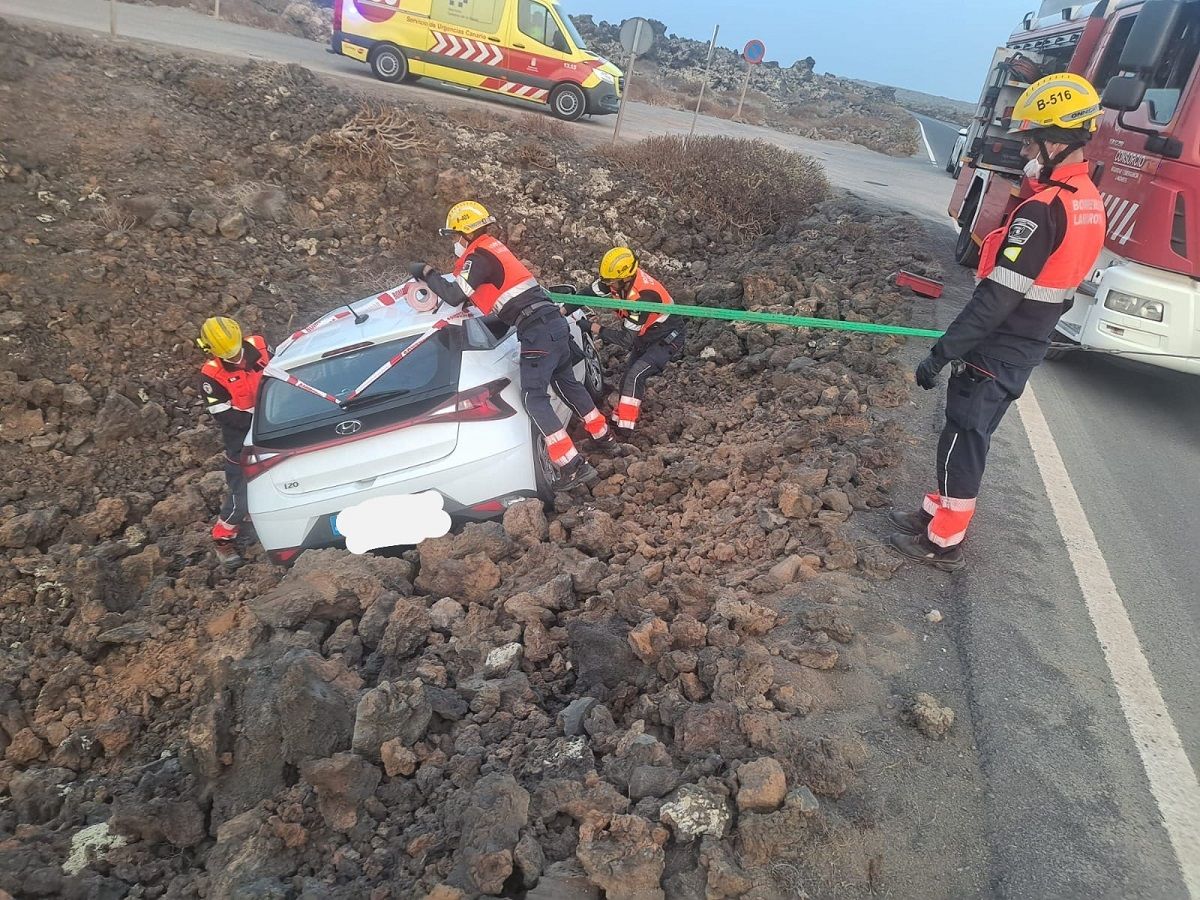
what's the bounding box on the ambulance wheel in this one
[370,45,409,83]
[549,84,586,122]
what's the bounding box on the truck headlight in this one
[1104,290,1164,322]
[593,69,616,85]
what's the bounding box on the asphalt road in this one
[911,111,963,171]
[5,2,1198,896]
[895,241,1199,899]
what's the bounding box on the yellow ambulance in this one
[330,0,624,121]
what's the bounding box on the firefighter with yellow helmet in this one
[197,316,272,569]
[890,73,1107,570]
[410,201,616,491]
[590,247,685,435]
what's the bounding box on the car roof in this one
[273,283,476,371]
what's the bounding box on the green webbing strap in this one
[547,293,945,340]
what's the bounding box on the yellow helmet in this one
[599,247,639,281]
[1009,73,1103,137]
[198,316,244,361]
[440,201,496,237]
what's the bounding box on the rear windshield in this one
[255,330,462,442]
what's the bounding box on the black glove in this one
[408,262,430,281]
[915,353,946,391]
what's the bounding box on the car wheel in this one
[370,45,408,83]
[580,333,605,403]
[403,73,422,83]
[531,425,557,510]
[548,83,586,122]
[954,193,981,268]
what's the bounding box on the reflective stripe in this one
[986,266,1035,295]
[582,409,609,438]
[928,523,970,549]
[1028,285,1071,304]
[207,401,233,414]
[986,267,1069,304]
[546,428,578,466]
[939,495,977,512]
[455,275,476,297]
[616,396,642,430]
[492,277,539,313]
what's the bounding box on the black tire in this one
[954,193,981,268]
[370,44,408,83]
[403,73,422,83]
[548,83,586,122]
[580,332,605,403]
[945,158,956,175]
[531,425,557,510]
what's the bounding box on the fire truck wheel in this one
[549,84,586,122]
[370,45,409,84]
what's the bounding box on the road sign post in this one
[214,0,221,19]
[686,24,720,148]
[735,40,765,122]
[109,0,117,36]
[612,17,654,145]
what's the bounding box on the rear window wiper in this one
[340,388,412,409]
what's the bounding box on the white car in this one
[244,281,604,565]
[946,126,969,177]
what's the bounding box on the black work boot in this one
[585,432,620,455]
[214,541,245,570]
[554,459,599,491]
[888,508,933,536]
[888,532,965,572]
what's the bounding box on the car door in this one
[501,0,575,101]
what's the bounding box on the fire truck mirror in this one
[1102,74,1148,112]
[1118,0,1184,72]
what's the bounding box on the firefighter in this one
[409,201,615,491]
[197,316,272,569]
[589,247,685,435]
[890,73,1107,570]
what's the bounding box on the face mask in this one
[453,241,466,258]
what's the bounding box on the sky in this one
[569,0,1042,101]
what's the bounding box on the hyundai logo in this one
[335,419,363,436]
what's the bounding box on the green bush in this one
[610,135,830,241]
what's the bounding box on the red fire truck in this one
[948,0,1199,374]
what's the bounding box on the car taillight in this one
[423,379,515,425]
[268,547,303,566]
[241,448,289,481]
[332,0,343,33]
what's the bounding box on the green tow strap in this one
[547,293,945,340]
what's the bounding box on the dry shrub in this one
[514,112,575,142]
[306,106,418,177]
[610,135,829,240]
[447,105,501,132]
[513,138,558,170]
[93,205,137,235]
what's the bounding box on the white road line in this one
[916,118,938,166]
[1017,385,1200,898]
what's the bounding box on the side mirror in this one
[1119,0,1183,71]
[1102,74,1148,111]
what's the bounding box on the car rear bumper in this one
[248,427,536,555]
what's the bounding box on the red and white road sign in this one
[430,31,504,66]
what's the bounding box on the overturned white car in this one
[243,281,603,565]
